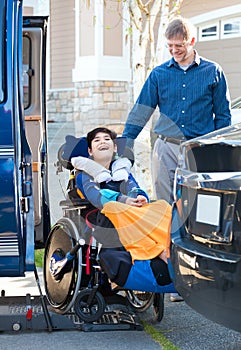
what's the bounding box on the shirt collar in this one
[167,50,201,68]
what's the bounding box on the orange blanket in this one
[101,200,172,261]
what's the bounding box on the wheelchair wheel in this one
[74,289,106,323]
[153,293,164,322]
[44,217,82,314]
[125,290,154,312]
[57,144,72,170]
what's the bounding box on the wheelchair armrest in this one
[59,198,91,208]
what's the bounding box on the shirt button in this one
[182,110,185,114]
[183,84,186,87]
[181,124,184,128]
[182,97,186,100]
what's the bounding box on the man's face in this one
[166,35,195,65]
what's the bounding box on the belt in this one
[159,135,184,145]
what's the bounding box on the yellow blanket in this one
[101,200,172,261]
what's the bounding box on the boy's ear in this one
[88,147,92,156]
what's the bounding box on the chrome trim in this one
[176,168,241,191]
[0,233,19,256]
[0,147,14,157]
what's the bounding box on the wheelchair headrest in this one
[58,135,133,170]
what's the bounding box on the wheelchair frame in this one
[44,185,157,322]
[43,135,173,323]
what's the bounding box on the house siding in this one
[49,0,75,89]
[46,0,241,197]
[103,1,123,56]
[196,39,241,99]
[181,0,241,18]
[181,0,241,99]
[48,0,241,96]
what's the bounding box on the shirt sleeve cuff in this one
[117,194,128,203]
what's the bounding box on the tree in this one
[126,0,183,99]
[120,0,183,195]
[85,0,183,99]
[83,0,184,195]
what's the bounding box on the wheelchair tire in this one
[74,289,106,323]
[153,293,164,322]
[125,290,154,312]
[44,217,82,314]
[57,144,72,170]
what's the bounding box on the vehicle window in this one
[0,1,6,102]
[22,34,32,109]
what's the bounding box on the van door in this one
[23,16,50,249]
[0,0,32,276]
[0,0,49,277]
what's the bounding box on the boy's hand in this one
[125,195,147,207]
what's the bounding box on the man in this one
[123,16,231,301]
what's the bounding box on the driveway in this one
[1,269,241,350]
[43,120,241,350]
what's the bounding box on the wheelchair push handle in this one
[66,238,85,260]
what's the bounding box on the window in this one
[22,34,32,109]
[199,22,219,41]
[221,18,241,39]
[0,1,6,102]
[197,17,241,42]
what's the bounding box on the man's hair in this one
[165,16,196,41]
[87,127,117,149]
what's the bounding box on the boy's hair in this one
[165,16,196,41]
[87,127,117,149]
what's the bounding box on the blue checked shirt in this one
[123,52,231,144]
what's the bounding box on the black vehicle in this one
[170,123,241,332]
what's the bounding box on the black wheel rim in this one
[44,224,76,309]
[74,290,106,323]
[126,290,154,311]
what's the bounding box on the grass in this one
[35,249,45,267]
[142,321,180,350]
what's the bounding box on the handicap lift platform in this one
[0,292,143,333]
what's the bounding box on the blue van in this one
[0,0,49,277]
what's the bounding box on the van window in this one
[22,34,32,109]
[0,1,6,102]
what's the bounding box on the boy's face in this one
[88,132,117,163]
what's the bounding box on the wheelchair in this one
[43,135,176,323]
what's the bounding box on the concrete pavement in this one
[151,296,241,350]
[44,120,241,349]
[1,269,241,349]
[0,270,161,350]
[2,121,240,349]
